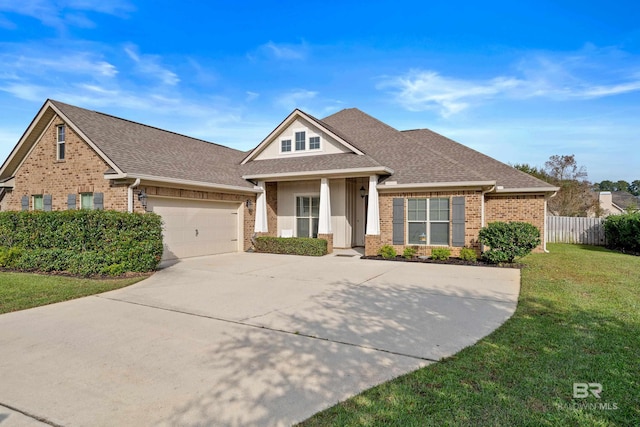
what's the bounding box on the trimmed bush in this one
[254,236,327,256]
[403,247,417,259]
[479,221,541,264]
[604,212,640,253]
[0,210,163,275]
[459,247,477,262]
[378,245,397,259]
[431,248,451,261]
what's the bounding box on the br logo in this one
[573,383,602,399]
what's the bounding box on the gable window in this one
[57,125,66,160]
[81,193,94,210]
[295,131,306,151]
[281,139,291,153]
[407,198,450,245]
[33,195,44,211]
[309,136,320,150]
[296,196,319,238]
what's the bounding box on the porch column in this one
[318,178,333,253]
[254,181,268,233]
[366,175,380,235]
[318,178,332,234]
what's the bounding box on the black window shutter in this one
[392,198,405,245]
[67,194,76,210]
[94,192,104,210]
[43,194,52,212]
[21,195,29,211]
[452,196,465,247]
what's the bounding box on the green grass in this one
[299,244,640,426]
[0,272,147,314]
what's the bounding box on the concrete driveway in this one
[0,252,520,427]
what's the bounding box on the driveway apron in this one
[0,252,520,427]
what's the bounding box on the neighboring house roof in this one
[612,191,640,211]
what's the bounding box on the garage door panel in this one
[148,197,240,260]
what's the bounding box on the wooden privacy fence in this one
[546,216,606,246]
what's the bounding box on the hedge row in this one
[254,236,327,256]
[604,212,640,253]
[0,210,163,275]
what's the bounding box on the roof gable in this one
[241,109,364,164]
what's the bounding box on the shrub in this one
[0,246,22,268]
[479,221,541,264]
[254,236,327,256]
[0,210,163,275]
[604,212,640,253]
[403,247,417,259]
[378,245,397,259]
[431,248,451,261]
[459,247,477,262]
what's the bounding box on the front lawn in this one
[299,244,639,426]
[0,272,147,314]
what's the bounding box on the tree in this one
[630,180,640,196]
[595,180,614,192]
[511,163,552,183]
[615,180,631,193]
[543,155,596,217]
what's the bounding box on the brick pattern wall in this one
[485,194,546,252]
[317,233,333,254]
[1,116,128,211]
[374,190,483,257]
[143,185,256,251]
[265,182,278,236]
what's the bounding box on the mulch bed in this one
[361,255,524,268]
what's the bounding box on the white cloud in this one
[274,89,318,111]
[254,41,309,61]
[380,47,640,117]
[124,44,179,86]
[0,0,134,30]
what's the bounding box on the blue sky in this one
[0,0,638,182]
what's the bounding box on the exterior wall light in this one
[360,186,366,198]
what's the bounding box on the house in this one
[597,191,639,216]
[0,99,558,260]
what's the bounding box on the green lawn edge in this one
[298,244,640,426]
[0,272,148,314]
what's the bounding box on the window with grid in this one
[407,198,450,245]
[57,125,66,160]
[296,196,319,238]
[281,139,291,152]
[309,136,320,150]
[295,131,306,151]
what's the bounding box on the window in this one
[81,193,93,210]
[57,125,66,160]
[309,136,320,150]
[296,196,319,238]
[407,198,450,245]
[33,195,43,211]
[295,131,306,151]
[281,139,292,152]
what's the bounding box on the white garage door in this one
[148,197,240,260]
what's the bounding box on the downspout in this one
[480,185,496,253]
[544,191,558,253]
[127,178,141,213]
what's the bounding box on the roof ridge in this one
[49,99,243,154]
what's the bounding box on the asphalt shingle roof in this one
[51,100,252,188]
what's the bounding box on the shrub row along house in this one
[0,99,558,260]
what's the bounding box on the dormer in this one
[241,109,364,164]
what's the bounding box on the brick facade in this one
[373,190,484,257]
[485,194,546,252]
[265,182,278,236]
[1,116,129,212]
